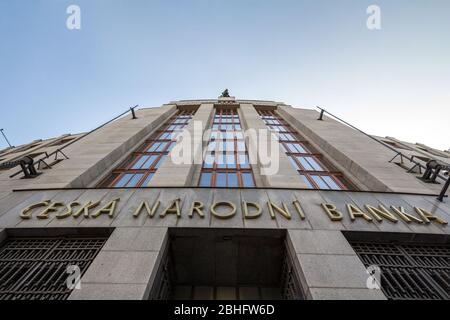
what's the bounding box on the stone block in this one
[308,288,386,300]
[288,230,355,255]
[69,283,147,300]
[102,227,167,252]
[81,251,159,284]
[296,254,369,289]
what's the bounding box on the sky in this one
[0,0,449,151]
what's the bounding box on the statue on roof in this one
[220,89,230,98]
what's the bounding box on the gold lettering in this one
[73,201,100,218]
[267,201,291,220]
[56,201,80,219]
[189,201,205,218]
[293,200,306,220]
[365,204,398,223]
[91,199,120,218]
[160,198,181,218]
[36,202,64,219]
[20,201,51,219]
[346,204,373,222]
[211,201,236,219]
[133,201,160,218]
[414,207,448,225]
[321,203,343,221]
[242,201,262,219]
[390,206,423,224]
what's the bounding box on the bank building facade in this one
[0,94,449,300]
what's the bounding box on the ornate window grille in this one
[0,236,107,300]
[350,241,450,300]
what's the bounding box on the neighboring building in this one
[0,95,449,300]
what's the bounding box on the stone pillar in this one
[149,103,214,187]
[286,229,387,300]
[240,104,307,188]
[69,227,168,300]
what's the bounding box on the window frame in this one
[258,109,349,190]
[199,108,256,188]
[100,109,197,188]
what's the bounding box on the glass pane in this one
[238,154,250,169]
[204,153,214,168]
[141,173,154,186]
[311,175,330,190]
[225,141,234,152]
[242,173,254,188]
[295,143,308,153]
[322,176,341,190]
[141,155,158,169]
[125,174,144,187]
[228,173,238,187]
[226,154,236,169]
[132,155,150,169]
[305,157,324,171]
[216,153,226,169]
[288,156,300,170]
[160,132,171,139]
[284,133,295,141]
[199,172,212,187]
[165,142,175,152]
[114,174,133,188]
[217,141,225,152]
[208,141,216,151]
[223,131,231,139]
[286,143,298,153]
[156,142,168,152]
[155,155,166,168]
[216,173,227,187]
[297,157,314,171]
[299,175,314,189]
[148,142,160,152]
[237,140,245,152]
[171,131,181,140]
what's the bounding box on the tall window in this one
[258,109,349,190]
[199,108,255,188]
[100,109,197,188]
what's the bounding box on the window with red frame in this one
[199,108,255,188]
[258,109,350,190]
[99,109,197,188]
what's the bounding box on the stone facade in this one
[0,97,449,300]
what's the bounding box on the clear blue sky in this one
[0,0,449,150]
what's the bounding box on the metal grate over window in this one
[350,241,450,300]
[0,236,107,300]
